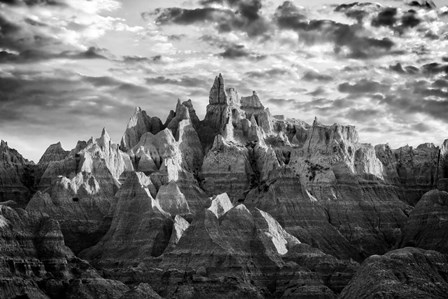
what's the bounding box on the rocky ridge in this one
[0,73,448,298]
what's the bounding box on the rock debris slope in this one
[1,73,448,298]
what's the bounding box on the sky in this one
[1,0,448,162]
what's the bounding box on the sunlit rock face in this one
[144,193,353,298]
[27,129,134,253]
[0,205,130,299]
[120,107,163,151]
[340,247,448,299]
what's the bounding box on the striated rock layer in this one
[340,247,448,299]
[0,204,134,299]
[26,129,134,253]
[399,188,448,254]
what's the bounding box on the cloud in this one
[274,2,396,59]
[245,68,290,79]
[0,47,108,63]
[219,44,264,59]
[345,108,381,121]
[338,79,388,94]
[0,0,125,60]
[149,0,270,37]
[302,70,333,82]
[145,76,205,88]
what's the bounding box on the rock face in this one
[0,141,34,207]
[201,135,253,201]
[138,194,356,298]
[340,247,448,298]
[399,189,448,253]
[375,143,440,205]
[0,204,130,299]
[27,129,134,253]
[120,107,163,151]
[80,172,173,266]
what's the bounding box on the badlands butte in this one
[1,74,448,299]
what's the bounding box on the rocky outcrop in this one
[137,194,355,298]
[38,142,69,165]
[0,204,130,299]
[80,172,173,266]
[340,247,448,298]
[201,135,253,201]
[0,141,34,207]
[240,91,272,134]
[375,143,440,205]
[120,107,163,151]
[399,188,448,253]
[155,181,190,217]
[26,170,117,254]
[27,129,133,253]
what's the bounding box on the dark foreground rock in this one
[340,247,448,299]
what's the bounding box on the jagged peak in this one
[209,73,228,105]
[38,141,68,165]
[97,127,111,148]
[0,140,7,148]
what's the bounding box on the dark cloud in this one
[389,63,419,74]
[411,122,432,132]
[338,79,388,94]
[345,108,380,121]
[0,47,107,63]
[432,79,448,88]
[122,55,162,63]
[245,68,290,79]
[151,0,269,37]
[406,0,436,9]
[218,44,264,59]
[377,78,448,123]
[267,98,295,107]
[145,76,206,88]
[371,7,397,27]
[274,2,395,59]
[274,1,307,30]
[302,70,332,82]
[422,62,448,75]
[308,87,328,96]
[334,2,381,22]
[0,0,65,6]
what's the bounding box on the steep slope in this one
[0,204,131,299]
[0,141,34,207]
[399,185,448,253]
[340,247,448,299]
[80,172,173,266]
[27,129,133,253]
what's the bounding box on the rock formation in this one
[2,73,448,298]
[80,172,173,266]
[0,141,34,207]
[399,188,448,254]
[26,129,134,253]
[0,204,131,299]
[340,247,448,298]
